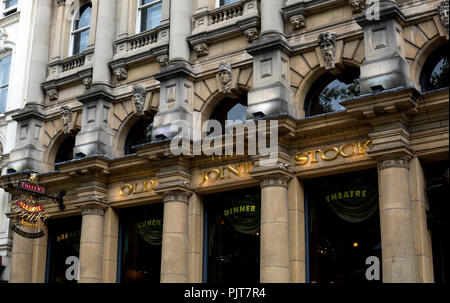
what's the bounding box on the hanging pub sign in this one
[10,173,50,239]
[10,173,66,239]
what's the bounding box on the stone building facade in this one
[0,0,448,283]
[0,0,35,282]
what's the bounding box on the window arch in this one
[209,96,247,135]
[137,0,162,33]
[70,3,92,56]
[54,136,76,165]
[420,44,449,93]
[304,68,360,117]
[124,117,154,155]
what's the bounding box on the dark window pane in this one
[0,87,8,114]
[120,204,163,283]
[0,55,11,86]
[74,5,91,30]
[305,69,360,117]
[140,2,162,32]
[206,188,261,283]
[124,118,154,155]
[306,170,381,284]
[421,44,449,92]
[55,136,75,164]
[72,29,89,55]
[47,217,82,284]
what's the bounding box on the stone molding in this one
[377,156,411,170]
[260,176,289,189]
[163,191,191,204]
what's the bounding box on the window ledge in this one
[0,10,19,27]
[44,48,95,93]
[112,23,169,69]
[189,0,260,50]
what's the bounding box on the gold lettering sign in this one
[200,162,253,186]
[119,179,158,196]
[295,140,372,166]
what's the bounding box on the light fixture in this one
[252,111,266,119]
[155,134,168,141]
[353,242,359,248]
[76,152,86,159]
[370,85,385,93]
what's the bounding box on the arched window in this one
[124,118,154,155]
[305,68,360,117]
[137,0,162,33]
[70,3,92,56]
[209,97,247,135]
[55,136,75,164]
[0,52,12,114]
[420,44,449,92]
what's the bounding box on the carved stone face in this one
[60,107,72,134]
[219,70,230,86]
[350,0,363,11]
[440,4,449,28]
[134,94,145,113]
[218,63,232,92]
[322,41,335,66]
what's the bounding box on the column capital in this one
[377,154,412,170]
[162,191,191,204]
[56,0,66,6]
[78,200,109,216]
[250,163,293,188]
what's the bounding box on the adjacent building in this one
[0,0,448,283]
[0,0,35,282]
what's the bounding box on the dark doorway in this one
[119,203,163,283]
[55,136,75,164]
[46,216,82,283]
[426,161,449,283]
[305,169,381,284]
[205,188,260,283]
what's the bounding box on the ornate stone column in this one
[92,0,116,86]
[261,0,285,37]
[102,208,119,283]
[78,204,107,283]
[377,155,418,283]
[288,177,306,283]
[188,193,203,283]
[409,157,434,282]
[160,191,190,283]
[50,0,66,61]
[152,0,194,140]
[31,222,48,283]
[251,165,292,283]
[9,226,34,283]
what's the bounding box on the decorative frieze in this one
[438,1,449,31]
[60,106,73,135]
[349,0,365,13]
[244,28,259,42]
[290,14,305,30]
[133,85,147,116]
[377,157,411,170]
[113,67,128,81]
[318,32,337,70]
[193,43,209,57]
[218,62,232,93]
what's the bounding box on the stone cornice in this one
[11,105,46,122]
[153,62,196,82]
[355,2,407,27]
[109,44,169,71]
[77,85,116,105]
[246,34,292,57]
[341,86,420,119]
